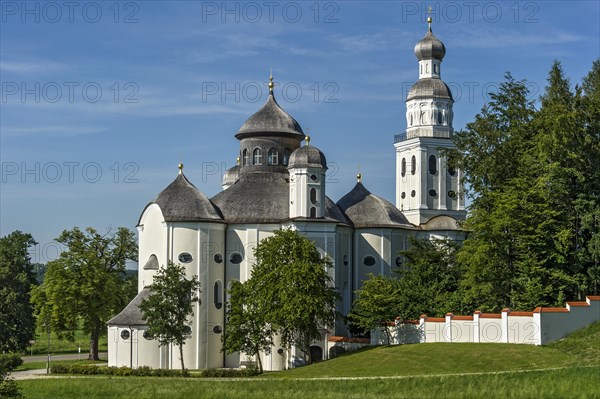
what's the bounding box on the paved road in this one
[22,352,108,363]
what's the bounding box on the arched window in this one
[282,148,291,166]
[437,110,443,125]
[242,149,249,166]
[409,114,413,126]
[268,148,278,165]
[310,207,317,218]
[448,158,457,176]
[310,188,317,204]
[253,148,262,165]
[401,158,406,177]
[411,155,416,175]
[429,155,437,175]
[433,64,437,73]
[213,281,222,309]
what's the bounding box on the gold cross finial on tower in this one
[269,69,274,94]
[427,6,433,30]
[357,173,362,183]
[305,135,311,145]
[178,162,184,174]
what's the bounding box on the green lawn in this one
[26,330,108,356]
[17,322,600,399]
[18,367,600,399]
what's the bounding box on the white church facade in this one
[108,22,466,371]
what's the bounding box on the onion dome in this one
[235,75,304,140]
[337,181,413,228]
[222,163,240,188]
[407,78,453,101]
[288,136,327,169]
[414,27,446,61]
[139,164,223,223]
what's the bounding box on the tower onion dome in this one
[414,27,446,61]
[222,164,240,187]
[407,79,453,101]
[288,137,327,169]
[235,91,304,140]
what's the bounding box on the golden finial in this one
[305,135,310,145]
[236,156,240,166]
[427,6,432,30]
[269,70,274,94]
[178,162,184,174]
[357,173,362,183]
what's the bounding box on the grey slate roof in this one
[142,254,159,270]
[211,171,348,225]
[236,93,304,139]
[414,28,446,61]
[288,144,327,169]
[407,78,453,101]
[421,215,462,231]
[337,182,413,228]
[107,288,151,326]
[139,173,223,224]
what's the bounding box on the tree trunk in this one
[255,345,263,374]
[89,323,100,360]
[179,343,185,371]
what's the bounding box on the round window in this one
[395,257,402,267]
[363,256,376,267]
[310,174,318,182]
[213,325,222,334]
[143,330,153,340]
[429,189,437,197]
[214,253,223,263]
[448,190,457,198]
[230,253,243,264]
[120,329,130,340]
[277,348,284,355]
[183,326,192,335]
[178,252,193,263]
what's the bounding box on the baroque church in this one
[108,21,466,371]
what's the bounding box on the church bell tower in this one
[395,17,465,225]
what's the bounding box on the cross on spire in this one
[268,69,274,94]
[427,6,433,30]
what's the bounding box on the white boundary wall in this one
[370,296,600,346]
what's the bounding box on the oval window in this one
[213,325,222,334]
[214,253,223,263]
[363,256,376,267]
[178,252,193,263]
[120,329,130,340]
[401,192,406,199]
[183,326,192,335]
[437,110,443,125]
[448,165,456,176]
[310,174,318,182]
[230,253,243,264]
[395,257,403,267]
[277,348,284,355]
[448,190,457,198]
[411,156,416,175]
[429,189,437,197]
[143,330,153,340]
[411,190,416,197]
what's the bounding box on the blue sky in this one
[1,1,599,264]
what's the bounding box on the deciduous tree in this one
[0,231,37,353]
[139,262,200,371]
[31,227,137,360]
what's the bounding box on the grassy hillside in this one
[18,322,600,399]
